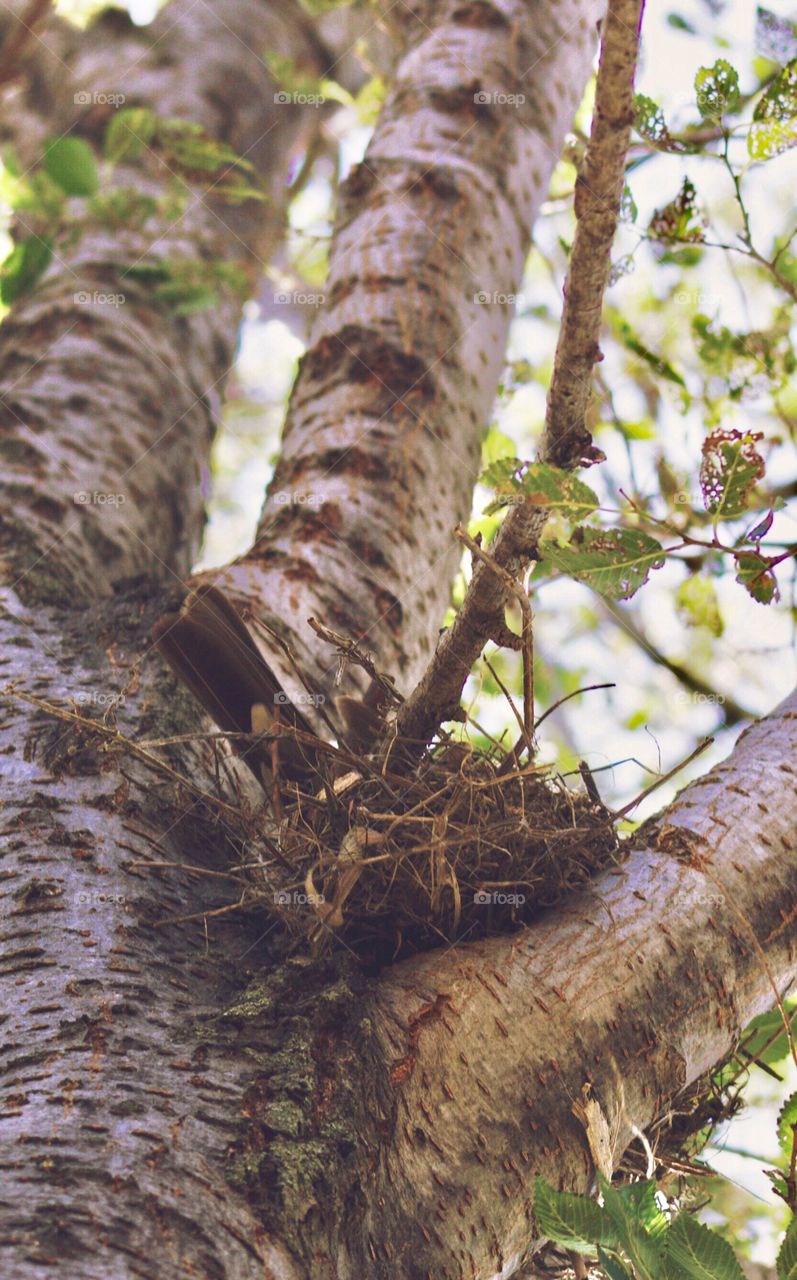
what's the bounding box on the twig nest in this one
[256,739,620,967]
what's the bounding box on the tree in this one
[0,1,795,1278]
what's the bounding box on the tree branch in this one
[394,0,644,750]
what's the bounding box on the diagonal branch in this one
[394,0,645,749]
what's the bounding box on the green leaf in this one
[105,107,156,163]
[599,1177,670,1280]
[777,1090,797,1154]
[776,1217,797,1280]
[598,1247,634,1280]
[43,136,98,196]
[0,235,53,303]
[749,60,797,159]
[695,60,740,119]
[634,93,686,152]
[735,550,779,603]
[480,460,599,520]
[739,1002,797,1069]
[542,528,665,600]
[664,1213,745,1280]
[534,1177,614,1252]
[700,428,765,520]
[675,576,723,637]
[649,178,706,246]
[157,118,253,173]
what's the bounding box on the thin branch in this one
[394,0,644,750]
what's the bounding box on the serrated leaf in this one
[749,60,797,159]
[598,1247,634,1280]
[739,1003,797,1069]
[675,576,723,637]
[664,1212,745,1280]
[599,1177,670,1279]
[0,235,53,303]
[542,528,665,600]
[43,136,98,196]
[735,551,779,603]
[105,107,156,163]
[700,429,765,520]
[695,60,740,119]
[776,1217,797,1280]
[777,1090,797,1153]
[481,461,599,520]
[534,1177,614,1251]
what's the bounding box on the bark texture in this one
[0,0,324,601]
[226,0,599,707]
[2,592,794,1280]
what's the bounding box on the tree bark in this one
[2,4,796,1280]
[223,0,599,707]
[0,0,325,600]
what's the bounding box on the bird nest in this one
[254,740,621,967]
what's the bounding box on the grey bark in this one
[2,4,795,1280]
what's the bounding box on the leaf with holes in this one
[700,429,765,520]
[695,60,740,119]
[634,94,686,152]
[749,59,797,159]
[481,461,599,520]
[649,178,706,244]
[542,528,665,600]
